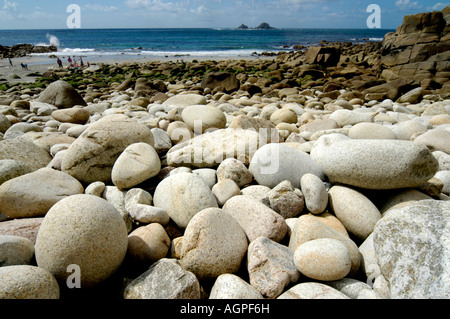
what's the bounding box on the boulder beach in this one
[0,7,449,301]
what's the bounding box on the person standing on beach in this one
[8,58,13,67]
[57,57,63,68]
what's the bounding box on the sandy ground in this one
[0,53,273,84]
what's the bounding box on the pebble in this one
[153,173,218,228]
[270,108,298,126]
[300,173,328,214]
[414,129,450,154]
[0,217,43,244]
[180,208,248,280]
[247,236,300,299]
[0,159,32,185]
[278,282,350,299]
[358,233,379,278]
[0,113,11,134]
[0,265,60,299]
[328,109,373,127]
[4,122,43,139]
[166,121,194,144]
[293,238,352,281]
[162,93,207,107]
[150,127,172,154]
[127,223,171,263]
[0,235,35,266]
[373,199,450,299]
[311,134,439,190]
[127,204,170,225]
[61,114,155,184]
[181,104,227,133]
[210,274,264,299]
[123,258,201,299]
[289,214,361,276]
[435,170,450,194]
[222,195,287,243]
[0,139,52,171]
[111,142,161,189]
[211,179,241,206]
[249,143,324,189]
[326,278,374,299]
[263,180,304,219]
[85,181,106,197]
[51,107,90,124]
[192,168,217,189]
[328,185,382,240]
[166,128,265,168]
[35,194,129,288]
[0,168,84,218]
[240,185,271,202]
[391,120,428,140]
[216,158,253,187]
[348,122,397,139]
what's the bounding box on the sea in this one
[0,28,393,61]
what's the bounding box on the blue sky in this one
[0,0,448,29]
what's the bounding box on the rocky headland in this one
[0,7,449,301]
[0,44,57,59]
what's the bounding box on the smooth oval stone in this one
[182,104,227,133]
[328,185,382,240]
[328,109,373,127]
[222,195,287,243]
[216,158,253,187]
[35,194,128,288]
[348,122,397,140]
[111,142,161,190]
[289,214,361,276]
[293,238,352,281]
[414,129,450,154]
[61,115,154,184]
[180,208,248,280]
[0,235,35,266]
[0,265,60,299]
[127,223,171,263]
[0,159,32,186]
[249,143,324,189]
[310,134,439,190]
[153,173,218,229]
[0,168,84,219]
[300,173,328,215]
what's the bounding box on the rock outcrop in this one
[380,7,450,87]
[0,44,57,59]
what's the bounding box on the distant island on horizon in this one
[237,22,277,30]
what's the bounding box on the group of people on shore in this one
[56,56,90,69]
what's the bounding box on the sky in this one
[0,0,448,30]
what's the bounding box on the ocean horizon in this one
[0,27,394,60]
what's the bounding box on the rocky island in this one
[237,22,277,30]
[0,7,449,302]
